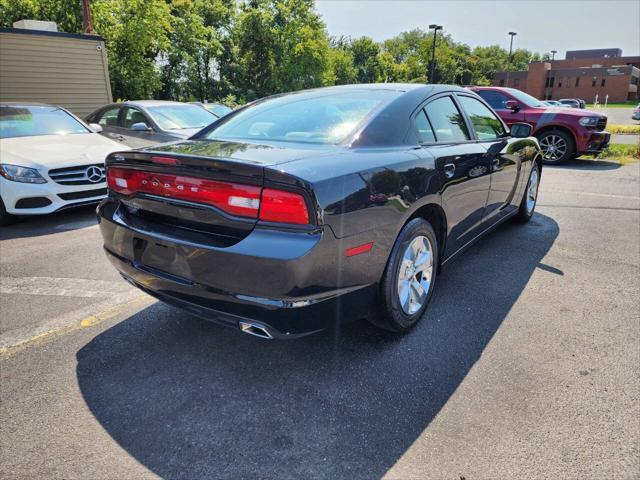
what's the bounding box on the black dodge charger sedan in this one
[98,84,542,339]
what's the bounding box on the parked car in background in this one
[0,103,128,225]
[543,100,564,107]
[191,102,233,118]
[632,104,640,121]
[558,98,584,109]
[85,100,218,149]
[99,84,542,339]
[469,87,609,163]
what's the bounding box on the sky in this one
[315,0,640,58]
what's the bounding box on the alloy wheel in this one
[539,134,567,162]
[397,235,434,315]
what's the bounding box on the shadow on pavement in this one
[547,158,621,171]
[0,205,98,241]
[76,213,558,479]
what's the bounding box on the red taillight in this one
[259,188,309,225]
[107,167,310,225]
[107,167,261,217]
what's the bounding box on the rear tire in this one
[516,162,540,223]
[537,129,575,164]
[372,218,438,333]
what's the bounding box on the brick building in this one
[492,49,640,103]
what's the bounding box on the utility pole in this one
[505,31,517,86]
[428,24,442,84]
[81,0,95,34]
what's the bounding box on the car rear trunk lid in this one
[105,139,318,246]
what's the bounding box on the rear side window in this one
[415,109,435,143]
[457,96,506,140]
[424,96,470,143]
[476,90,510,110]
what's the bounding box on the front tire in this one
[373,218,438,332]
[537,129,575,164]
[0,197,15,226]
[516,162,540,222]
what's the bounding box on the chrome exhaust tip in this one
[239,321,273,339]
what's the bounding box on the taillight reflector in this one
[345,242,373,257]
[107,167,310,225]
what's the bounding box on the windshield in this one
[0,105,89,139]
[200,90,400,144]
[505,88,546,107]
[204,104,232,117]
[147,105,216,130]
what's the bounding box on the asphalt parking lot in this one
[1,159,639,479]
[596,106,639,126]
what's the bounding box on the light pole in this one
[429,24,442,84]
[551,50,557,61]
[505,31,517,86]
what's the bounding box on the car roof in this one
[1,102,55,108]
[300,83,467,94]
[122,100,194,107]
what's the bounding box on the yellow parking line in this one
[0,295,154,357]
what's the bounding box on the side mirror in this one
[89,123,103,133]
[510,122,533,138]
[505,100,521,112]
[131,122,152,131]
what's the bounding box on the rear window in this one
[200,90,400,145]
[0,105,88,139]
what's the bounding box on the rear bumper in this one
[577,131,610,154]
[98,199,379,337]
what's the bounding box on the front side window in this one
[122,107,150,129]
[476,90,511,110]
[200,90,400,144]
[147,105,216,131]
[424,96,470,143]
[457,96,506,140]
[96,107,120,127]
[0,105,88,139]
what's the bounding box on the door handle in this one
[443,163,455,178]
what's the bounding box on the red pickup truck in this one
[468,87,610,163]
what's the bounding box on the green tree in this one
[160,0,235,101]
[350,36,380,83]
[324,47,357,85]
[92,0,172,100]
[234,0,329,98]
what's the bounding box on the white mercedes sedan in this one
[0,103,128,225]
